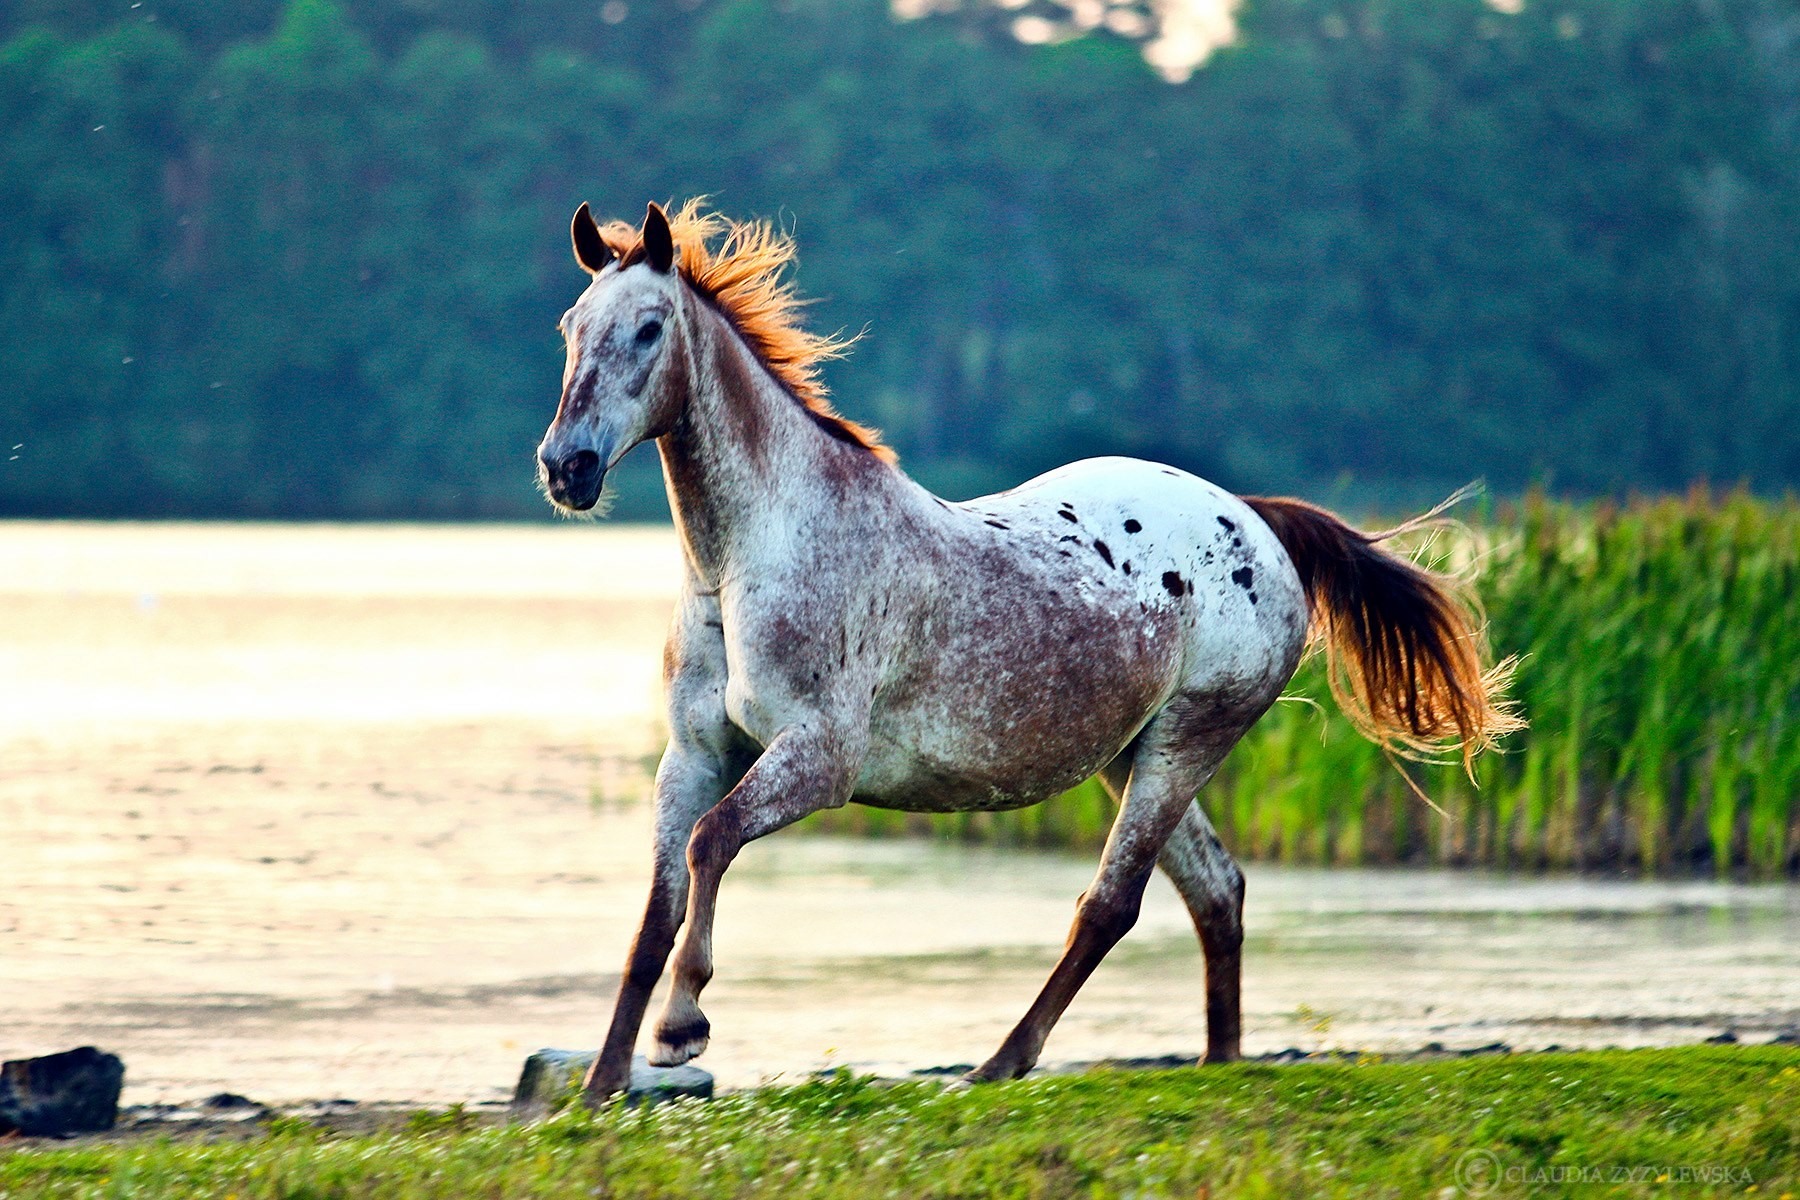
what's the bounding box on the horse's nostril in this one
[541,445,605,509]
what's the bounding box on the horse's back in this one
[851,457,1307,812]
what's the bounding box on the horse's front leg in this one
[650,725,859,1067]
[582,743,735,1102]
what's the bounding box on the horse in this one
[535,200,1519,1102]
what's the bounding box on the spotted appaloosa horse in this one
[536,200,1520,1102]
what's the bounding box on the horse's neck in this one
[657,301,903,586]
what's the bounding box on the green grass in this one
[810,489,1800,878]
[1,1048,1795,1198]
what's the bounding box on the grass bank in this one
[1,1047,1795,1198]
[810,490,1800,878]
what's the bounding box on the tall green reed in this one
[806,490,1800,877]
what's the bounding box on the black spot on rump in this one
[1217,516,1236,531]
[984,519,1008,530]
[1093,540,1114,568]
[1231,566,1255,589]
[1161,570,1185,597]
[1122,561,1133,575]
[1123,519,1142,533]
[1058,510,1079,523]
[1059,534,1081,544]
[1248,591,1258,604]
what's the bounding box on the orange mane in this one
[599,200,894,463]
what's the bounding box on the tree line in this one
[3,0,1797,519]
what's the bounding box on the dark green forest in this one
[3,0,1798,519]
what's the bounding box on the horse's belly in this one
[850,611,1179,812]
[849,738,1094,813]
[849,763,1063,814]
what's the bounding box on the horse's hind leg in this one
[965,715,1241,1083]
[1157,801,1246,1063]
[1098,764,1246,1065]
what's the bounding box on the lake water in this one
[4,522,1797,1106]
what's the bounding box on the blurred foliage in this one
[814,489,1800,877]
[3,0,1799,517]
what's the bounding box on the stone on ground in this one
[511,1050,712,1115]
[0,1046,125,1137]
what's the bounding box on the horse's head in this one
[537,201,685,513]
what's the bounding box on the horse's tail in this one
[1241,492,1522,771]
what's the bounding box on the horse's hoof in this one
[649,1019,710,1067]
[959,1058,1024,1085]
[579,1083,623,1109]
[649,1036,708,1067]
[580,1070,631,1107]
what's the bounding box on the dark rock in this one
[1459,1042,1512,1057]
[1254,1048,1311,1064]
[1769,1027,1800,1046]
[199,1092,269,1121]
[627,1057,713,1105]
[1704,1030,1740,1045]
[911,1063,977,1077]
[511,1050,712,1116]
[0,1047,125,1137]
[201,1092,259,1110]
[1095,1054,1199,1072]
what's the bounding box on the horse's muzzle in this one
[541,448,605,511]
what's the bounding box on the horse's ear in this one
[571,202,614,274]
[643,201,676,274]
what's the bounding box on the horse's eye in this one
[635,319,663,346]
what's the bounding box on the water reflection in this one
[3,522,1795,1104]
